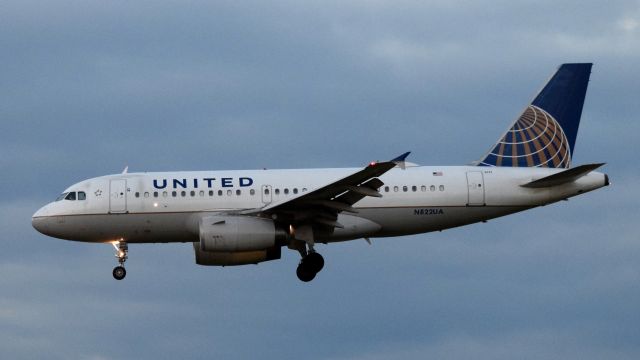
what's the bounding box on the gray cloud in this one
[1,0,638,359]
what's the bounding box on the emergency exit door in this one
[261,185,272,205]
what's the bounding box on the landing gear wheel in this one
[113,266,126,280]
[295,252,324,282]
[305,252,324,273]
[112,241,129,280]
[296,263,316,282]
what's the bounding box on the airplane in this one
[32,63,609,282]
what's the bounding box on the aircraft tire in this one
[113,266,126,280]
[296,263,316,282]
[305,252,324,273]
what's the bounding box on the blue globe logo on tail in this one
[479,105,571,168]
[477,63,592,169]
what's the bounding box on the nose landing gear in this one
[112,241,128,280]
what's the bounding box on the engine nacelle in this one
[193,242,281,266]
[199,216,284,252]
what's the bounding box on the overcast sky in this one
[1,1,639,359]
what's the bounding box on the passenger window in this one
[275,189,280,195]
[209,190,213,196]
[385,186,389,192]
[181,191,186,197]
[236,189,241,195]
[293,188,298,194]
[284,188,289,195]
[412,186,417,192]
[78,192,86,200]
[135,192,140,198]
[163,191,168,197]
[264,189,270,195]
[172,191,177,197]
[144,192,149,198]
[227,189,232,196]
[153,192,158,198]
[430,185,436,192]
[393,186,398,192]
[199,190,204,196]
[65,192,76,201]
[250,189,255,195]
[302,188,307,192]
[439,185,445,191]
[218,190,223,196]
[421,185,426,192]
[190,191,195,197]
[403,186,408,192]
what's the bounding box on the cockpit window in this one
[55,191,86,201]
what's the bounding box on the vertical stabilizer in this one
[478,63,592,168]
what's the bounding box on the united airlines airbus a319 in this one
[32,63,609,282]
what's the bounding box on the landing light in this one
[153,202,158,207]
[369,161,377,166]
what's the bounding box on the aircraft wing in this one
[254,152,409,229]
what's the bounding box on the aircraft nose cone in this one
[32,216,46,234]
[32,206,50,235]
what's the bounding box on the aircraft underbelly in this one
[40,213,200,243]
[47,204,533,244]
[353,206,531,238]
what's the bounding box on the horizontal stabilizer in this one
[521,163,605,188]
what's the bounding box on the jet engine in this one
[195,216,286,266]
[193,243,282,266]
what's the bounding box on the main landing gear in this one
[290,226,325,282]
[112,241,128,280]
[296,251,325,282]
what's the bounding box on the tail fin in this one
[477,63,592,168]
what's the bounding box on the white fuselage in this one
[32,165,607,244]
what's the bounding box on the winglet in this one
[391,152,411,162]
[122,166,129,174]
[391,151,411,170]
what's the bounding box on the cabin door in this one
[466,171,485,206]
[109,179,128,213]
